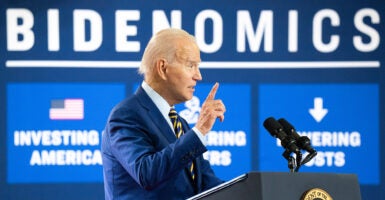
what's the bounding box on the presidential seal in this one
[301,188,333,200]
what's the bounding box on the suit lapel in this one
[135,87,176,143]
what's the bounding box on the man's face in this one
[165,40,202,105]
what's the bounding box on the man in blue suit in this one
[102,28,226,199]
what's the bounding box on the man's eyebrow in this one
[187,60,201,64]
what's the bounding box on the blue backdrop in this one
[1,0,384,199]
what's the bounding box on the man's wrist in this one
[192,126,207,146]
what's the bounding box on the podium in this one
[188,172,361,200]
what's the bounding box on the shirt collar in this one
[141,81,174,128]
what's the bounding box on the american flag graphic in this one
[49,98,84,120]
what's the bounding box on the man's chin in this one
[184,95,194,102]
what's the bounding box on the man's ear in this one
[156,59,168,80]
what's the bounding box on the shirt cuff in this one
[192,126,207,146]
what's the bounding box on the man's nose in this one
[193,68,202,81]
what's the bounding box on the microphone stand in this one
[280,135,303,173]
[301,151,317,166]
[282,149,303,173]
[294,151,303,172]
[282,150,296,173]
[283,148,316,173]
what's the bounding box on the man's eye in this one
[186,63,194,69]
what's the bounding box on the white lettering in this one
[6,8,34,51]
[47,9,60,51]
[14,130,100,146]
[206,130,247,146]
[237,10,273,52]
[195,10,223,53]
[305,151,345,167]
[115,10,140,52]
[353,8,380,52]
[30,149,102,166]
[334,151,345,167]
[298,131,361,147]
[5,8,381,55]
[313,9,340,53]
[203,150,231,166]
[73,9,103,51]
[288,10,298,52]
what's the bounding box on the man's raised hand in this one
[195,82,226,135]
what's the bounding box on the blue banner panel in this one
[173,83,251,181]
[7,83,125,183]
[258,84,379,185]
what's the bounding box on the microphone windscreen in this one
[263,117,282,137]
[278,118,293,129]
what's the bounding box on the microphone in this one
[278,118,317,165]
[263,117,300,155]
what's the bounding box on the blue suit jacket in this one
[102,86,223,199]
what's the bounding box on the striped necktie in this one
[169,108,195,181]
[169,108,183,138]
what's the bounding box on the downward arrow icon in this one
[309,97,328,123]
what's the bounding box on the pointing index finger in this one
[205,82,219,101]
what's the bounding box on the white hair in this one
[138,28,197,76]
